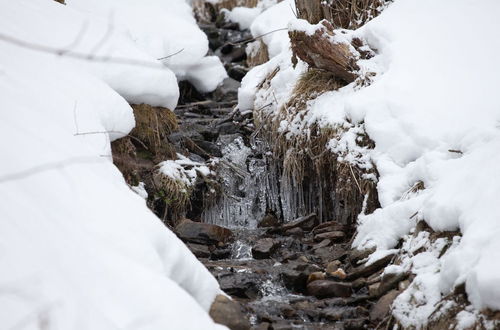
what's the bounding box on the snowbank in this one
[67,0,227,93]
[0,0,226,329]
[239,0,500,324]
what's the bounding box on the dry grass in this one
[153,170,193,224]
[130,103,178,162]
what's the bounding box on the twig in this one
[349,164,363,194]
[226,28,288,46]
[0,32,174,70]
[157,48,184,61]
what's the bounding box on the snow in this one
[239,0,500,323]
[222,0,278,30]
[158,154,213,187]
[0,0,228,329]
[67,0,227,94]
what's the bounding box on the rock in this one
[186,242,211,258]
[252,322,270,330]
[348,246,376,265]
[312,221,349,235]
[307,280,352,298]
[175,219,234,245]
[209,294,251,330]
[219,272,260,299]
[312,239,332,250]
[344,318,367,330]
[369,290,401,322]
[307,272,326,284]
[281,213,318,232]
[211,246,232,260]
[252,238,279,259]
[213,77,240,102]
[376,271,409,297]
[351,278,367,290]
[228,65,248,81]
[328,268,347,280]
[314,231,345,242]
[346,253,396,281]
[258,213,280,228]
[281,268,308,293]
[326,260,341,274]
[285,227,304,237]
[368,283,380,297]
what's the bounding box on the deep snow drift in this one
[0,0,227,329]
[239,0,500,326]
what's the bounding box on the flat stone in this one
[326,260,341,274]
[307,280,352,298]
[307,272,326,284]
[314,231,345,242]
[312,221,349,235]
[312,239,332,250]
[252,238,279,259]
[209,294,251,330]
[175,219,233,245]
[282,213,318,232]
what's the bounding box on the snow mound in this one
[0,0,227,329]
[67,0,227,93]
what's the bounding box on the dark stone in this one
[213,77,240,102]
[348,247,376,266]
[285,227,304,237]
[186,242,211,258]
[194,140,222,157]
[307,280,352,298]
[228,66,248,81]
[217,122,241,135]
[175,219,234,245]
[211,246,232,260]
[375,271,409,297]
[209,294,251,330]
[252,238,279,259]
[219,272,260,299]
[281,268,308,293]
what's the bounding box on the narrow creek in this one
[163,16,399,330]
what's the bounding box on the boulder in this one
[252,238,279,259]
[209,294,251,330]
[258,213,280,228]
[175,219,233,245]
[307,280,352,298]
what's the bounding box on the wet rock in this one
[252,238,279,259]
[258,213,280,228]
[307,280,352,298]
[186,242,211,258]
[351,278,367,290]
[175,219,234,245]
[219,272,260,299]
[281,268,308,293]
[320,307,367,322]
[228,65,248,81]
[369,290,400,322]
[211,246,232,260]
[209,294,251,330]
[346,253,396,281]
[314,231,345,242]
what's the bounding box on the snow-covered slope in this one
[0,0,227,329]
[239,0,500,326]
